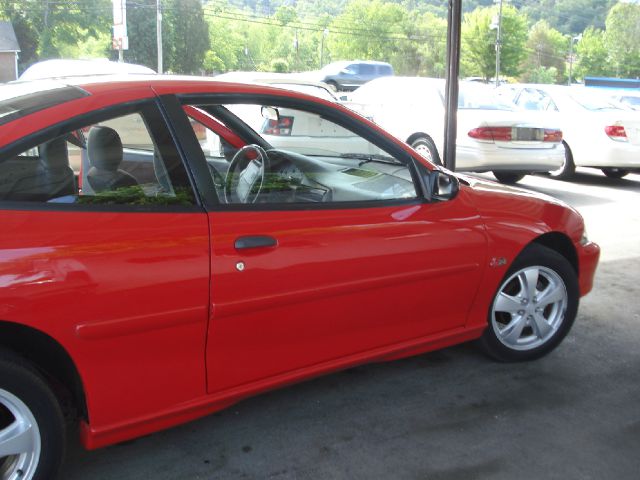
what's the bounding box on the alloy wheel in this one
[0,389,41,480]
[491,266,568,351]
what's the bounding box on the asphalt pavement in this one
[61,169,640,480]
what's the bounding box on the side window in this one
[0,105,195,206]
[359,64,375,76]
[345,64,359,75]
[185,103,418,206]
[537,91,559,112]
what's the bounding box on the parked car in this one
[0,75,599,479]
[607,90,640,111]
[318,60,394,91]
[347,77,565,184]
[214,71,338,101]
[507,84,640,179]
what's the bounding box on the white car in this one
[509,85,640,179]
[345,77,565,184]
[608,91,640,112]
[18,59,155,80]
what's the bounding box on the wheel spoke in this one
[519,268,540,301]
[494,292,522,314]
[531,312,553,339]
[0,418,34,458]
[537,282,565,307]
[501,315,528,345]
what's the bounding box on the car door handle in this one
[234,235,278,250]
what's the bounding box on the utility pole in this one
[495,0,503,87]
[157,0,163,74]
[443,0,462,172]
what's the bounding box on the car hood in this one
[456,173,585,243]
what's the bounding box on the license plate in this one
[512,127,544,141]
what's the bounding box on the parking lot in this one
[58,169,640,480]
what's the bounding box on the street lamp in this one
[320,28,329,68]
[490,0,503,87]
[567,34,582,86]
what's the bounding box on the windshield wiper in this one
[339,153,403,167]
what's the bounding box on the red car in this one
[0,77,599,479]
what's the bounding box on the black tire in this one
[410,136,442,166]
[479,244,579,362]
[549,141,576,180]
[0,349,65,480]
[326,80,339,92]
[601,168,629,179]
[492,171,525,184]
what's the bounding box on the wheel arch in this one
[0,320,87,421]
[529,231,578,275]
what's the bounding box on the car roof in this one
[0,75,344,149]
[2,74,331,103]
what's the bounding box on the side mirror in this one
[261,106,279,121]
[432,170,459,201]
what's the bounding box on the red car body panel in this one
[0,210,210,431]
[0,77,600,451]
[206,193,487,393]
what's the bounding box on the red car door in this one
[206,198,487,393]
[170,95,487,394]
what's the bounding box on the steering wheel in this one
[224,144,270,204]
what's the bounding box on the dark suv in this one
[320,60,394,91]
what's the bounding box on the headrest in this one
[87,126,123,171]
[40,137,69,170]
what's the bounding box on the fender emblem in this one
[490,257,507,268]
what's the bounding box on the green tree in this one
[163,0,209,74]
[574,27,610,80]
[520,0,615,35]
[605,2,640,78]
[461,5,528,81]
[0,0,111,70]
[521,20,568,83]
[526,66,559,84]
[327,0,407,63]
[410,12,447,77]
[0,5,39,70]
[124,0,158,70]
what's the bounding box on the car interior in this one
[187,103,419,205]
[0,101,432,206]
